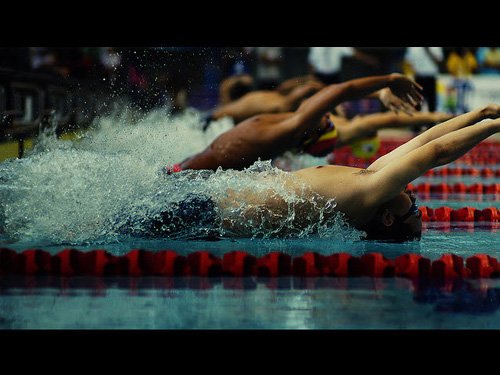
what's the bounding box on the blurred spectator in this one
[308,47,354,84]
[335,48,407,118]
[404,47,444,111]
[476,47,500,74]
[117,48,151,110]
[99,47,122,77]
[253,47,283,90]
[220,47,254,77]
[148,47,205,112]
[442,48,477,115]
[345,48,407,78]
[30,47,65,76]
[446,47,478,77]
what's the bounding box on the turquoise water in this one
[1,226,499,329]
[0,106,498,329]
[2,265,500,329]
[1,224,499,260]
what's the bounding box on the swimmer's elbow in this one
[419,142,446,170]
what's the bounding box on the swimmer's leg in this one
[118,194,221,240]
[148,194,220,239]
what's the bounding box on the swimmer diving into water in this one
[167,73,428,172]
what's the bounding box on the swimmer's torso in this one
[217,165,373,235]
[183,111,341,171]
[185,113,299,170]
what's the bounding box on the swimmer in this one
[218,74,255,105]
[169,73,424,172]
[146,104,500,242]
[300,110,453,157]
[275,103,500,241]
[203,78,326,128]
[205,73,428,129]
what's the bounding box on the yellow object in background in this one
[350,136,380,159]
[0,131,82,163]
[0,139,34,162]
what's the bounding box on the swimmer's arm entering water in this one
[364,117,500,207]
[368,104,500,171]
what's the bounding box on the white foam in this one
[0,103,363,244]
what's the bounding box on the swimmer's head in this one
[229,77,254,101]
[358,188,422,242]
[302,113,338,157]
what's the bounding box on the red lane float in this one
[407,182,500,195]
[431,254,470,279]
[223,251,257,277]
[324,253,363,277]
[422,167,500,177]
[465,254,499,278]
[418,206,499,222]
[329,156,500,168]
[2,248,500,279]
[394,254,431,278]
[292,252,325,277]
[153,250,187,276]
[257,252,291,277]
[187,251,223,277]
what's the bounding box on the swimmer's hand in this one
[388,73,424,110]
[483,103,500,119]
[378,87,417,115]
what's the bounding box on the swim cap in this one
[303,114,338,157]
[304,127,339,157]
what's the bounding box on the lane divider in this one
[418,206,499,222]
[408,182,500,194]
[422,167,500,177]
[1,248,500,279]
[328,155,500,168]
[329,140,500,166]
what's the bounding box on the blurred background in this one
[1,46,500,161]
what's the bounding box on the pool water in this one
[1,225,499,329]
[2,272,500,329]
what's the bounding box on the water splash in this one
[0,104,364,245]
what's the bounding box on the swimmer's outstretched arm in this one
[363,116,500,207]
[283,81,325,109]
[336,111,454,146]
[276,74,318,95]
[212,96,249,121]
[294,73,423,132]
[368,104,500,171]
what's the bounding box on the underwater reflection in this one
[2,275,500,315]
